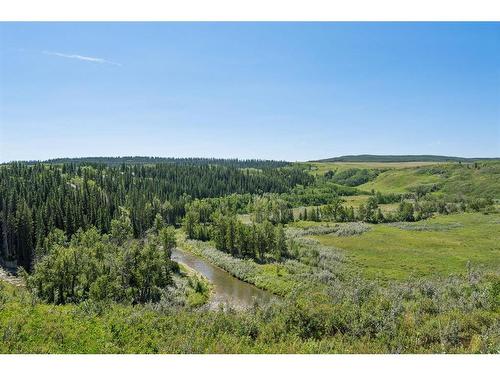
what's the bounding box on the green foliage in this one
[320,197,346,221]
[397,202,415,222]
[2,252,498,353]
[357,196,382,223]
[24,228,173,305]
[325,168,382,187]
[38,156,291,169]
[159,226,176,258]
[373,191,402,204]
[182,210,199,240]
[110,209,133,245]
[36,228,67,261]
[209,215,289,263]
[282,181,359,206]
[250,195,293,224]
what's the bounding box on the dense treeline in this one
[0,162,312,270]
[211,216,289,262]
[184,214,290,263]
[302,195,495,225]
[25,156,290,169]
[182,195,293,262]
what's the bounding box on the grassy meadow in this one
[312,212,500,280]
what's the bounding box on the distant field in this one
[341,195,398,213]
[304,161,445,176]
[312,212,500,281]
[342,195,369,206]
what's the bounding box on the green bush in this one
[24,228,173,305]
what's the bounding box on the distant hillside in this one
[312,155,500,163]
[14,156,289,169]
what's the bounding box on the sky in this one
[0,22,499,162]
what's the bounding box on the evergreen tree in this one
[274,225,288,262]
[15,200,34,271]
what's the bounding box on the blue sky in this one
[0,22,499,162]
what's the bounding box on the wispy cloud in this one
[42,51,121,66]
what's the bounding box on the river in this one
[171,248,274,309]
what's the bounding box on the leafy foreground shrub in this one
[312,271,500,353]
[1,269,499,353]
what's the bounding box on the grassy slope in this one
[439,163,500,199]
[304,161,442,176]
[358,168,444,193]
[356,162,500,197]
[312,212,500,281]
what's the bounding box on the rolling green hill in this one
[359,162,500,198]
[358,168,445,193]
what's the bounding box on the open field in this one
[342,195,370,206]
[312,212,500,281]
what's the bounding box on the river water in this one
[171,248,273,309]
